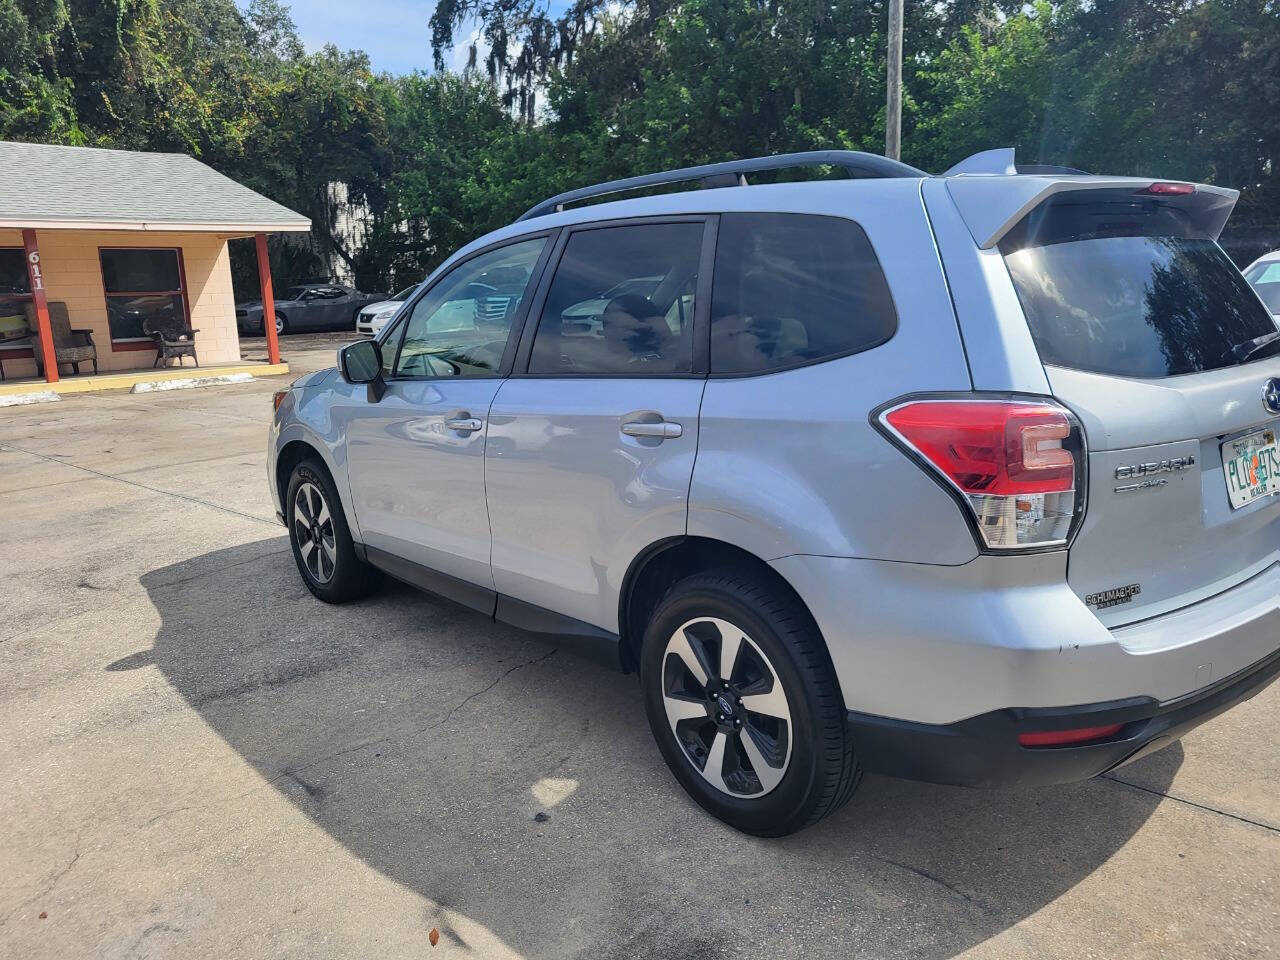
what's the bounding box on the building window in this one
[100,248,187,341]
[0,248,33,351]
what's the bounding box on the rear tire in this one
[286,459,381,603]
[639,568,860,836]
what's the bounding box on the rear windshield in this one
[1000,198,1278,378]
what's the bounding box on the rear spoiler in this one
[942,150,1239,249]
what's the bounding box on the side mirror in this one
[338,339,386,402]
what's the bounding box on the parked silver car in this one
[268,149,1280,835]
[237,283,385,336]
[1244,250,1280,319]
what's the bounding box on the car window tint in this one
[1001,196,1278,377]
[394,237,546,378]
[528,223,703,375]
[709,213,897,375]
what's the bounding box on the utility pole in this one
[886,0,903,160]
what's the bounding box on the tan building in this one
[0,141,309,385]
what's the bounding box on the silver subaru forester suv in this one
[269,148,1280,836]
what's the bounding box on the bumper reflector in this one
[1017,723,1124,748]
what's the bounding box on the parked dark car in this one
[236,283,386,336]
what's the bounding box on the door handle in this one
[444,416,483,433]
[621,420,683,439]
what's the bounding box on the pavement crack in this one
[870,855,981,908]
[290,646,559,775]
[437,647,558,729]
[145,546,290,592]
[0,842,81,926]
[135,647,558,830]
[0,441,278,527]
[1101,774,1280,833]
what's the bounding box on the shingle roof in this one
[0,141,310,233]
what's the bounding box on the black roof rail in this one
[515,150,928,222]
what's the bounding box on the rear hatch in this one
[998,186,1280,627]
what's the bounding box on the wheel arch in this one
[274,435,362,543]
[617,536,833,684]
[275,438,322,511]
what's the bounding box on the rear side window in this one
[528,222,703,375]
[710,213,897,375]
[1001,197,1279,378]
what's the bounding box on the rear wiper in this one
[1227,331,1280,364]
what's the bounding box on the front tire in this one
[639,569,860,836]
[286,459,381,603]
[274,312,288,336]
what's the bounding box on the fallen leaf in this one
[533,811,550,823]
[429,928,439,947]
[38,912,47,920]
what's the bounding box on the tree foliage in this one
[2,0,1277,290]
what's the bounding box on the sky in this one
[251,0,573,75]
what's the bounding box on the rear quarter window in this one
[710,213,897,375]
[1000,197,1279,378]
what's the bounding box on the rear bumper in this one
[848,645,1280,787]
[773,553,1280,725]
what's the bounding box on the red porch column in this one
[21,228,58,383]
[255,232,280,366]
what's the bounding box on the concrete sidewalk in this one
[1,334,1277,959]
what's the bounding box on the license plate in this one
[1222,428,1280,509]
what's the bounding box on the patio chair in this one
[143,313,200,368]
[25,302,98,376]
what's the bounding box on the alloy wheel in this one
[661,617,793,797]
[293,481,336,584]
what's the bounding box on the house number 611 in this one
[27,250,44,291]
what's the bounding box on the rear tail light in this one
[877,398,1085,551]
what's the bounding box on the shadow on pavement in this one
[128,541,1179,959]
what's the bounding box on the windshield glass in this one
[391,285,416,300]
[1002,204,1277,378]
[284,286,310,300]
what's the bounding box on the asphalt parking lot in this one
[2,332,1278,959]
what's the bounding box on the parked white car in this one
[1244,250,1280,318]
[355,285,417,336]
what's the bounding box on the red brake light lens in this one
[1141,182,1195,196]
[272,390,287,412]
[1018,723,1124,748]
[884,401,1073,495]
[881,399,1083,550]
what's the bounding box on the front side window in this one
[1002,196,1279,378]
[528,222,703,375]
[709,213,897,375]
[100,248,186,341]
[378,314,406,378]
[0,248,33,350]
[394,236,546,378]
